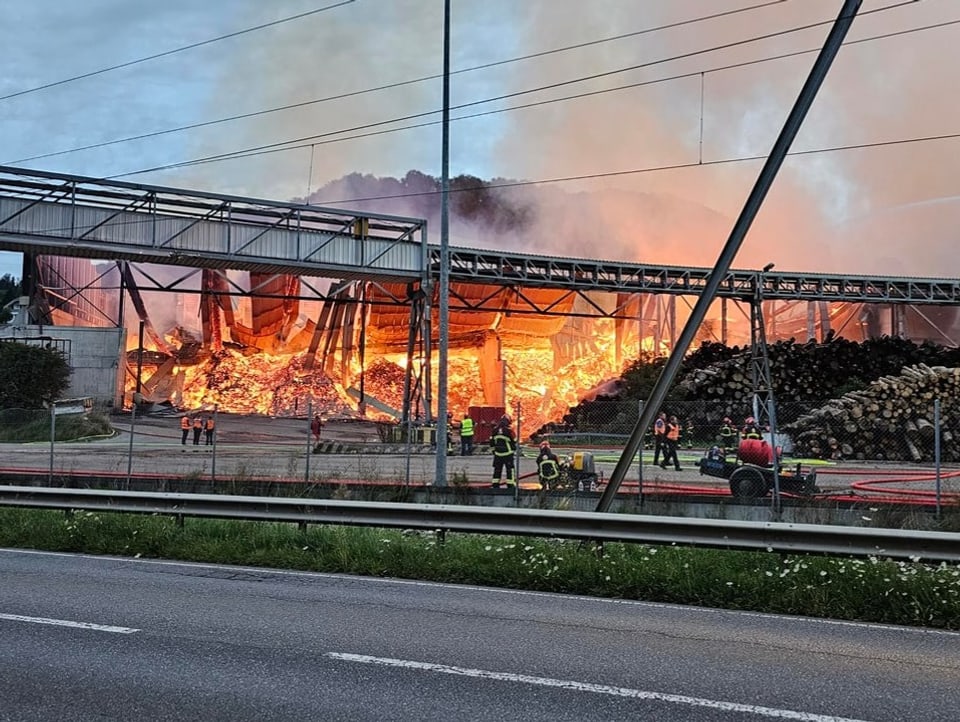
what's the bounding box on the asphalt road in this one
[1,549,958,721]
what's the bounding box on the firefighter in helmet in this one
[490,415,516,488]
[741,416,762,440]
[536,440,561,491]
[718,416,737,452]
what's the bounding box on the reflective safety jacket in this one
[193,417,203,429]
[666,421,680,441]
[719,424,737,442]
[491,427,515,457]
[742,424,761,440]
[205,418,215,430]
[537,452,560,480]
[180,416,190,430]
[459,417,474,437]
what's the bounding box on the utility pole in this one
[596,0,863,513]
[435,0,451,487]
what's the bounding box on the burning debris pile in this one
[178,348,354,416]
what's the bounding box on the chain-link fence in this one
[530,396,960,465]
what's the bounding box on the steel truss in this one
[3,165,960,308]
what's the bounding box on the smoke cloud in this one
[176,0,960,278]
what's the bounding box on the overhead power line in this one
[111,15,960,175]
[7,0,787,165]
[314,131,960,207]
[106,0,927,180]
[0,0,356,103]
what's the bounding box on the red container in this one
[468,405,506,444]
[738,438,773,466]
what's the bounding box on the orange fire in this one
[125,326,624,432]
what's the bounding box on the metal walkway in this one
[1,165,957,305]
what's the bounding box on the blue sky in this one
[3,0,960,279]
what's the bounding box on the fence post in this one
[514,400,522,507]
[48,403,56,485]
[934,397,942,518]
[125,400,136,490]
[305,399,312,484]
[637,399,644,511]
[211,404,218,483]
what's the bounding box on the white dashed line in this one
[326,652,871,721]
[0,613,139,634]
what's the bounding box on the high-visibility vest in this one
[666,422,680,441]
[491,428,515,457]
[743,425,761,440]
[460,417,474,436]
[180,416,190,430]
[193,417,202,429]
[720,424,736,441]
[538,455,560,480]
[205,418,215,430]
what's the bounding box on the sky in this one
[2,0,960,281]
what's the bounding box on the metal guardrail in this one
[1,486,958,563]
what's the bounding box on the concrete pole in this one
[596,0,863,512]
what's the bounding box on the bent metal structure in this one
[2,165,960,420]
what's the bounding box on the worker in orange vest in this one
[180,414,190,445]
[659,415,682,471]
[192,415,203,445]
[204,415,215,445]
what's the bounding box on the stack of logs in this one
[784,364,960,462]
[676,337,960,419]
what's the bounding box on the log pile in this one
[784,364,960,462]
[676,336,960,421]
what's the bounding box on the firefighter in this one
[490,415,516,488]
[742,416,762,440]
[204,415,215,445]
[180,414,191,446]
[660,415,682,471]
[719,417,737,452]
[536,440,561,491]
[192,415,203,445]
[652,411,667,466]
[446,412,456,455]
[459,413,474,456]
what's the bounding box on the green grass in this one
[1,508,957,630]
[0,411,114,442]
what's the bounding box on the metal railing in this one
[0,486,957,563]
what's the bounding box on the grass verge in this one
[0,411,113,442]
[1,508,958,629]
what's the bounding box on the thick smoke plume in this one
[181,0,960,278]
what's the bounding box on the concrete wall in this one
[0,325,126,407]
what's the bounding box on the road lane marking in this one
[326,652,870,721]
[0,613,139,634]
[6,548,960,638]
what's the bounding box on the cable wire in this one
[6,0,787,165]
[120,15,960,177]
[0,0,356,102]
[105,0,929,180]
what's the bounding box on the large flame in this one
[125,322,624,431]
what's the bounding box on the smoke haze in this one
[7,0,959,278]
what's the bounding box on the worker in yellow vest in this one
[459,414,474,456]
